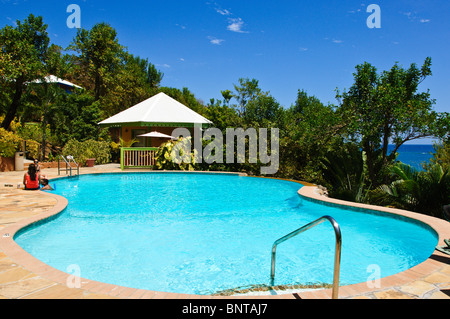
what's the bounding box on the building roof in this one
[99,92,212,127]
[31,75,83,89]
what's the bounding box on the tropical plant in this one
[373,162,450,218]
[154,137,196,171]
[320,143,372,203]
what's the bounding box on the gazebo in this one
[98,92,213,169]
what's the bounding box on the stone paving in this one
[0,164,449,299]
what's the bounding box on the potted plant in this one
[84,146,96,167]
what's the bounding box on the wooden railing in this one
[120,147,158,170]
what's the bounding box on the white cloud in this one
[208,36,225,45]
[208,2,249,33]
[299,47,308,52]
[216,8,231,16]
[332,39,343,44]
[156,64,171,68]
[227,17,248,33]
[402,11,430,24]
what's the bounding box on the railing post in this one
[120,147,158,170]
[120,147,124,171]
[270,216,342,299]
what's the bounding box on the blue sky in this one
[1,1,449,142]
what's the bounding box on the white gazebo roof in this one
[99,92,212,127]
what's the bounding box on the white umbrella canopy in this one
[30,75,83,89]
[138,131,178,140]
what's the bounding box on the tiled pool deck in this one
[0,164,449,299]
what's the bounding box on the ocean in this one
[388,144,436,170]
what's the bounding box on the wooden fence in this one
[120,147,158,170]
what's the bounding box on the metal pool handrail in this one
[58,155,79,177]
[270,215,342,299]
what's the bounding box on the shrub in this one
[154,137,196,171]
[62,139,111,166]
[0,128,22,158]
[373,162,450,219]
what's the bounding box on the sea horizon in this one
[388,144,436,170]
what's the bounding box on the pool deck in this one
[0,164,449,299]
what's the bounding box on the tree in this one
[336,58,448,186]
[100,53,153,117]
[281,91,339,181]
[68,22,124,101]
[221,90,233,106]
[244,92,283,126]
[0,14,50,130]
[147,62,164,88]
[232,78,262,117]
[204,99,241,131]
[45,44,72,79]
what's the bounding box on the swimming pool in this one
[15,173,438,295]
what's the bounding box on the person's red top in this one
[25,173,40,189]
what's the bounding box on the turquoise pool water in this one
[15,173,438,295]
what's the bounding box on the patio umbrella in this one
[138,131,178,140]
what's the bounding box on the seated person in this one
[34,159,47,179]
[40,179,54,190]
[34,159,41,172]
[23,164,41,190]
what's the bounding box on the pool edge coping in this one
[0,170,449,299]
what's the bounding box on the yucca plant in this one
[320,143,372,203]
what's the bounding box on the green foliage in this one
[428,141,450,170]
[0,128,22,157]
[147,62,164,88]
[0,14,50,129]
[278,90,340,182]
[244,93,283,126]
[320,143,371,203]
[204,101,242,131]
[62,139,111,166]
[48,92,107,145]
[336,58,448,186]
[154,137,196,171]
[232,78,262,117]
[373,162,450,218]
[0,120,41,159]
[68,22,125,101]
